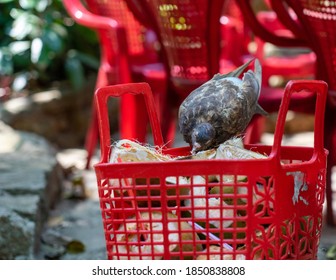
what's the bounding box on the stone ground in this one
[0,121,63,259]
[39,130,336,260]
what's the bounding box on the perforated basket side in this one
[95,144,325,260]
[94,80,328,259]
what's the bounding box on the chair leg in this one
[243,115,266,144]
[85,100,99,169]
[120,93,148,143]
[131,64,168,146]
[325,160,335,226]
[163,110,176,147]
[160,95,177,147]
[324,112,335,226]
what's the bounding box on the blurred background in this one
[0,0,335,260]
[0,0,316,149]
[0,0,100,148]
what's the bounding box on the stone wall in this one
[0,121,63,259]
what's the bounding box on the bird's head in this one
[191,123,215,154]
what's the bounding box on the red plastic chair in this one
[220,0,253,70]
[62,0,167,168]
[126,0,258,144]
[220,1,316,88]
[254,11,316,87]
[271,0,336,226]
[236,0,336,226]
[127,0,265,144]
[236,0,317,90]
[218,1,317,144]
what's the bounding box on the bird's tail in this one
[253,59,266,116]
[256,103,268,116]
[254,59,262,94]
[212,58,256,80]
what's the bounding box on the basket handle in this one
[270,80,328,160]
[94,82,164,163]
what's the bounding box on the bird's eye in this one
[196,131,211,145]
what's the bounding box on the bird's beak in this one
[191,142,201,154]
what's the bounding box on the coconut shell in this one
[112,211,202,260]
[196,245,246,260]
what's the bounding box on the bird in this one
[178,58,267,154]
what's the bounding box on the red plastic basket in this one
[94,81,328,260]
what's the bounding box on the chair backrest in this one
[85,0,158,65]
[221,0,251,66]
[274,0,336,92]
[235,0,306,48]
[128,0,225,101]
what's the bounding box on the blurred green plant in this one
[326,244,336,260]
[0,0,100,95]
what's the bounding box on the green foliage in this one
[0,0,99,93]
[326,244,336,260]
